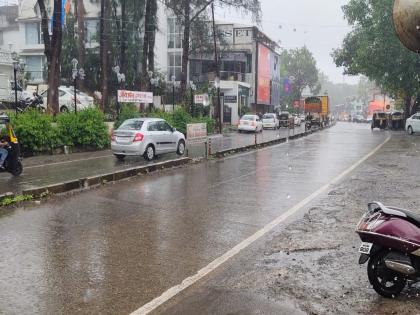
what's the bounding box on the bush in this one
[57,108,109,149]
[11,110,60,153]
[114,104,142,129]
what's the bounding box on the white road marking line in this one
[130,136,391,315]
[25,154,114,169]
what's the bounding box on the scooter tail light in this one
[133,133,144,142]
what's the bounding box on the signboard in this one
[118,90,153,103]
[224,95,237,104]
[187,123,207,143]
[294,100,300,108]
[234,27,253,44]
[194,94,209,105]
[217,24,234,44]
[320,96,329,115]
[257,44,271,104]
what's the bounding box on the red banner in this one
[257,44,270,104]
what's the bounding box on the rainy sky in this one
[216,0,358,84]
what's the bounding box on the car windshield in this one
[241,115,255,121]
[263,114,274,119]
[118,120,144,131]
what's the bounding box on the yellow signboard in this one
[320,96,329,115]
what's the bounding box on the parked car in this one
[111,118,186,161]
[262,113,279,129]
[40,86,94,112]
[293,114,301,126]
[238,114,263,133]
[405,113,420,135]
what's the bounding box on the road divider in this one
[21,157,191,198]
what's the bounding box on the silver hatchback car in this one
[111,118,186,161]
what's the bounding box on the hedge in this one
[114,105,215,135]
[11,108,110,154]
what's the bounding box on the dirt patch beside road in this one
[255,134,420,314]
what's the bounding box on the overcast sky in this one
[216,0,359,84]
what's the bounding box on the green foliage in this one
[114,104,142,129]
[11,110,60,152]
[57,108,110,149]
[1,194,33,207]
[332,0,420,113]
[280,47,320,106]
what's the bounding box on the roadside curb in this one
[21,157,191,198]
[212,129,319,158]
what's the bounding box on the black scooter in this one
[0,144,23,176]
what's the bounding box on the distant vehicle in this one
[111,118,186,161]
[40,86,94,112]
[278,112,290,128]
[405,113,420,135]
[0,74,32,106]
[388,111,404,130]
[304,96,330,127]
[293,114,302,126]
[371,111,388,130]
[262,113,279,129]
[238,114,263,133]
[354,114,365,123]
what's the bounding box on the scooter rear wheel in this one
[367,250,407,298]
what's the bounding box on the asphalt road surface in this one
[0,123,389,315]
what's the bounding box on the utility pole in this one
[211,2,222,133]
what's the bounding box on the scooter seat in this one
[374,202,420,228]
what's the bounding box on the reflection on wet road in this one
[0,123,386,314]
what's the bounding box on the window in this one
[168,52,182,81]
[25,56,43,81]
[157,121,172,132]
[85,19,99,43]
[167,17,182,49]
[119,120,144,131]
[25,22,42,45]
[148,122,159,131]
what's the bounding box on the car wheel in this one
[176,140,186,155]
[407,126,414,135]
[144,144,155,161]
[114,154,125,161]
[60,106,69,113]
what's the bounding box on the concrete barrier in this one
[211,125,333,159]
[22,157,191,198]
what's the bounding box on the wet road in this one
[0,123,386,315]
[0,126,305,194]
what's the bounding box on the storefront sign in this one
[234,28,253,44]
[224,95,237,104]
[118,90,153,103]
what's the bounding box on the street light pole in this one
[172,75,176,113]
[72,59,85,115]
[13,66,18,115]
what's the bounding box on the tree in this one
[280,47,320,106]
[332,0,420,115]
[100,0,112,111]
[141,0,158,89]
[163,0,261,98]
[38,0,63,115]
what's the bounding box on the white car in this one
[262,113,279,129]
[238,114,263,133]
[293,115,302,126]
[406,113,420,135]
[41,86,94,112]
[111,118,186,161]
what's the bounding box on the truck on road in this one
[304,95,330,128]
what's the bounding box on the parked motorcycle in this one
[356,202,420,297]
[17,92,44,112]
